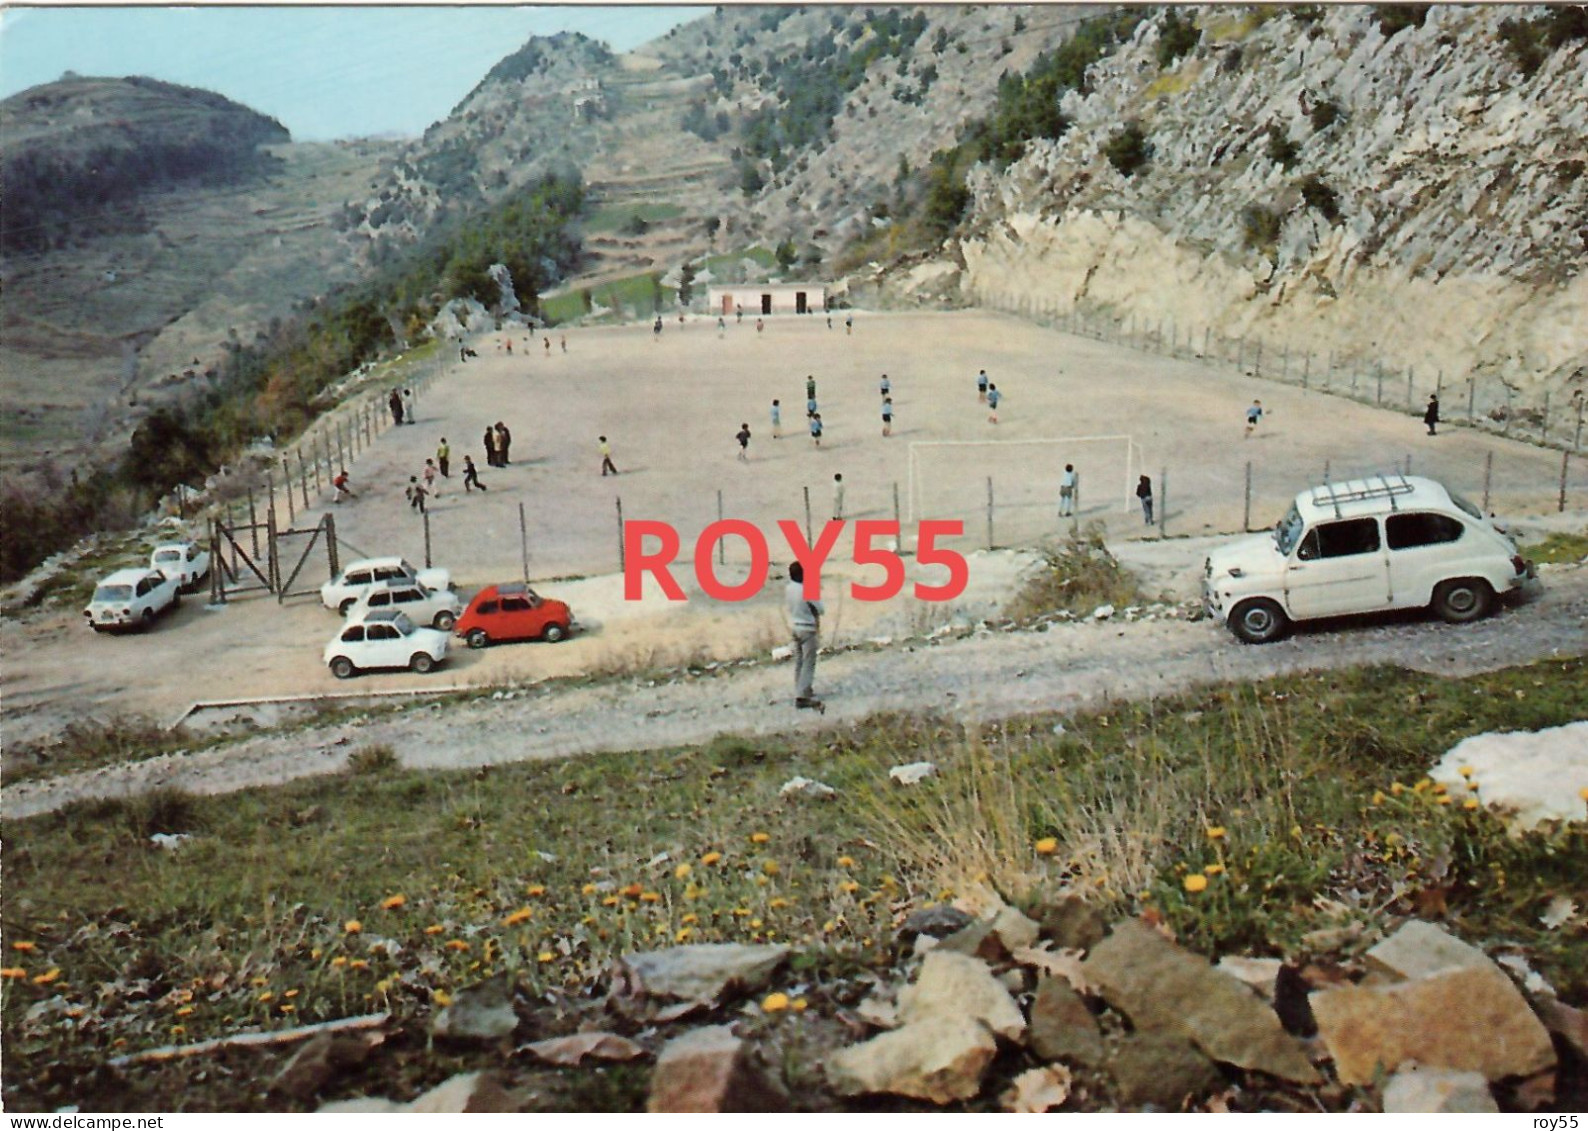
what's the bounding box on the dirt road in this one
[6,558,1584,821]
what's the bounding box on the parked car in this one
[321,556,453,614]
[1204,474,1532,644]
[84,568,181,633]
[454,582,572,649]
[150,540,211,592]
[323,608,450,678]
[345,578,463,631]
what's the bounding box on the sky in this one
[0,5,704,140]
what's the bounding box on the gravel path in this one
[6,563,1584,821]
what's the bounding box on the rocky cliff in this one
[945,5,1586,399]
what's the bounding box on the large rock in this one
[1038,896,1107,952]
[898,950,1026,1043]
[897,905,974,946]
[1365,920,1491,981]
[270,1032,378,1100]
[618,943,790,1005]
[1311,962,1556,1084]
[827,1015,999,1104]
[1109,1032,1224,1109]
[431,972,518,1043]
[409,1071,516,1114]
[1029,976,1104,1066]
[1082,920,1319,1083]
[647,1025,787,1112]
[1382,1065,1498,1113]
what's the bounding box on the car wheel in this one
[541,622,567,644]
[330,656,356,679]
[92,624,108,634]
[433,610,457,631]
[1432,578,1492,624]
[172,591,181,609]
[338,598,357,616]
[467,628,490,649]
[1229,598,1288,644]
[410,652,436,674]
[140,608,156,631]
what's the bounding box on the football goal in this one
[906,435,1143,543]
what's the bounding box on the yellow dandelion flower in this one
[175,1006,195,1017]
[601,896,620,907]
[11,941,37,953]
[792,997,809,1012]
[256,991,274,1002]
[1205,826,1227,840]
[379,894,406,911]
[701,851,723,866]
[1034,837,1059,855]
[251,976,269,986]
[331,956,349,968]
[1385,832,1404,847]
[1466,781,1481,792]
[750,918,763,929]
[348,959,370,971]
[279,1005,296,1014]
[761,992,790,1013]
[762,861,780,876]
[32,968,61,985]
[171,1025,187,1037]
[526,884,547,897]
[1290,825,1303,839]
[537,951,555,963]
[1413,779,1431,794]
[1371,791,1386,805]
[1463,799,1480,810]
[425,924,446,935]
[836,855,856,868]
[1432,782,1449,795]
[732,908,751,918]
[1183,874,1209,893]
[675,927,693,943]
[344,920,363,934]
[750,832,771,845]
[1459,765,1474,778]
[581,883,598,895]
[1204,863,1226,876]
[622,883,644,899]
[433,989,453,1007]
[674,863,693,880]
[839,881,860,894]
[502,908,533,927]
[822,920,838,933]
[641,891,663,903]
[769,898,789,909]
[755,875,770,887]
[681,913,699,925]
[1436,795,1453,806]
[0,968,28,980]
[1391,782,1406,795]
[445,940,470,952]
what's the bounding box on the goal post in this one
[906,435,1142,545]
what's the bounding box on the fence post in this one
[1468,377,1476,423]
[519,502,530,584]
[1302,351,1310,392]
[1243,461,1253,533]
[1542,391,1551,445]
[267,470,276,525]
[1375,361,1384,406]
[1482,451,1493,513]
[616,496,625,573]
[717,489,726,567]
[1406,366,1414,410]
[1404,453,1412,477]
[1560,451,1571,514]
[248,488,260,560]
[1159,467,1168,540]
[423,511,432,568]
[1576,401,1585,451]
[803,486,813,546]
[282,456,295,523]
[325,510,339,578]
[1254,341,1263,378]
[1325,349,1334,393]
[892,481,902,536]
[1504,385,1513,436]
[209,518,224,605]
[986,477,995,551]
[268,506,281,600]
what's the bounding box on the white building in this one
[705,282,828,317]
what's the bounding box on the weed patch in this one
[1004,523,1142,622]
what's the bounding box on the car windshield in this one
[390,612,417,634]
[154,550,180,564]
[1273,504,1305,555]
[94,584,133,602]
[1448,490,1483,521]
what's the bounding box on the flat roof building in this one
[705,283,827,317]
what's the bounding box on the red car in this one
[455,583,572,649]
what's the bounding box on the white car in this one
[345,578,463,631]
[84,568,181,633]
[323,608,450,678]
[151,541,211,592]
[1204,474,1532,644]
[320,556,453,614]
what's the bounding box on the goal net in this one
[906,435,1141,548]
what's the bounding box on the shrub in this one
[1373,5,1430,38]
[347,743,399,775]
[1005,523,1142,623]
[1104,122,1151,177]
[1309,98,1340,131]
[1241,203,1284,253]
[1265,126,1300,169]
[1298,173,1341,222]
[1156,9,1201,68]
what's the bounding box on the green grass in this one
[4,658,1585,1110]
[1521,528,1588,565]
[699,245,777,275]
[582,203,685,235]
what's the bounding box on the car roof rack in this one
[1311,473,1415,519]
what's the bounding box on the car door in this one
[1284,516,1388,619]
[499,595,537,640]
[365,622,402,667]
[366,589,392,610]
[1385,512,1467,609]
[391,587,426,617]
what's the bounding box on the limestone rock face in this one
[1382,1065,1498,1114]
[1365,920,1492,981]
[1082,919,1319,1083]
[430,973,518,1043]
[827,1015,999,1104]
[1311,962,1556,1084]
[617,943,791,1005]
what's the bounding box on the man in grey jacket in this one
[786,561,825,711]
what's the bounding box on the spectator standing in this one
[436,438,451,478]
[882,396,894,437]
[483,426,498,468]
[977,369,989,403]
[786,560,824,711]
[832,473,845,521]
[1424,394,1441,436]
[495,422,512,466]
[389,389,404,426]
[771,399,782,438]
[1059,464,1078,518]
[401,388,416,425]
[1136,475,1154,525]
